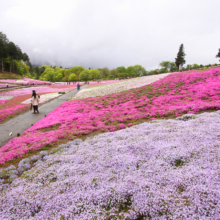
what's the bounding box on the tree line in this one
[0,32,31,77]
[35,65,148,82]
[1,31,219,82]
[33,43,218,82]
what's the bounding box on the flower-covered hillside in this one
[0,77,50,85]
[73,73,170,99]
[1,67,220,164]
[0,111,220,219]
[0,85,76,123]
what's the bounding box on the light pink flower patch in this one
[0,100,7,105]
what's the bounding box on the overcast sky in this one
[1,0,220,70]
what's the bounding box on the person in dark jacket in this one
[77,83,80,90]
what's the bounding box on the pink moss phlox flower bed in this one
[0,100,7,105]
[0,78,50,85]
[1,67,220,164]
[0,84,8,88]
[0,105,29,123]
[0,85,76,123]
[1,85,76,97]
[86,79,127,86]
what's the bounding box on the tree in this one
[0,32,9,72]
[55,73,63,82]
[0,40,7,72]
[45,70,55,82]
[116,66,126,73]
[100,67,109,79]
[33,66,40,78]
[216,48,220,62]
[69,66,84,79]
[39,66,46,74]
[175,44,186,70]
[22,53,29,62]
[89,69,100,80]
[16,45,23,60]
[126,66,135,77]
[79,70,89,82]
[186,64,192,70]
[133,65,147,76]
[109,69,117,78]
[192,63,200,69]
[27,62,33,76]
[170,62,178,72]
[159,61,177,72]
[7,41,17,73]
[116,66,128,78]
[68,73,77,82]
[108,74,115,79]
[117,72,126,79]
[159,61,170,72]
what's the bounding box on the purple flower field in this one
[0,111,220,219]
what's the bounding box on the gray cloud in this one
[1,0,220,70]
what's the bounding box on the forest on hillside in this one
[0,32,31,77]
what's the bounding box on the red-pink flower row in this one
[0,105,29,123]
[1,67,220,164]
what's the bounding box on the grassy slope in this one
[0,71,23,79]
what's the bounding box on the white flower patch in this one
[16,80,26,83]
[73,73,170,99]
[0,96,14,100]
[21,93,61,104]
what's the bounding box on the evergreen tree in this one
[22,53,29,62]
[7,41,17,73]
[16,45,23,60]
[175,44,186,70]
[216,48,220,61]
[0,32,9,72]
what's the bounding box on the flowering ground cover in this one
[0,100,7,105]
[0,85,76,123]
[0,94,31,123]
[86,79,127,86]
[1,67,220,164]
[0,77,50,85]
[50,84,78,89]
[0,85,76,97]
[73,73,171,99]
[0,84,19,89]
[0,84,9,88]
[21,93,62,104]
[0,111,220,219]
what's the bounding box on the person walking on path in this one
[77,83,80,90]
[31,91,39,114]
[30,90,35,110]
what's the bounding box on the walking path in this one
[0,86,86,147]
